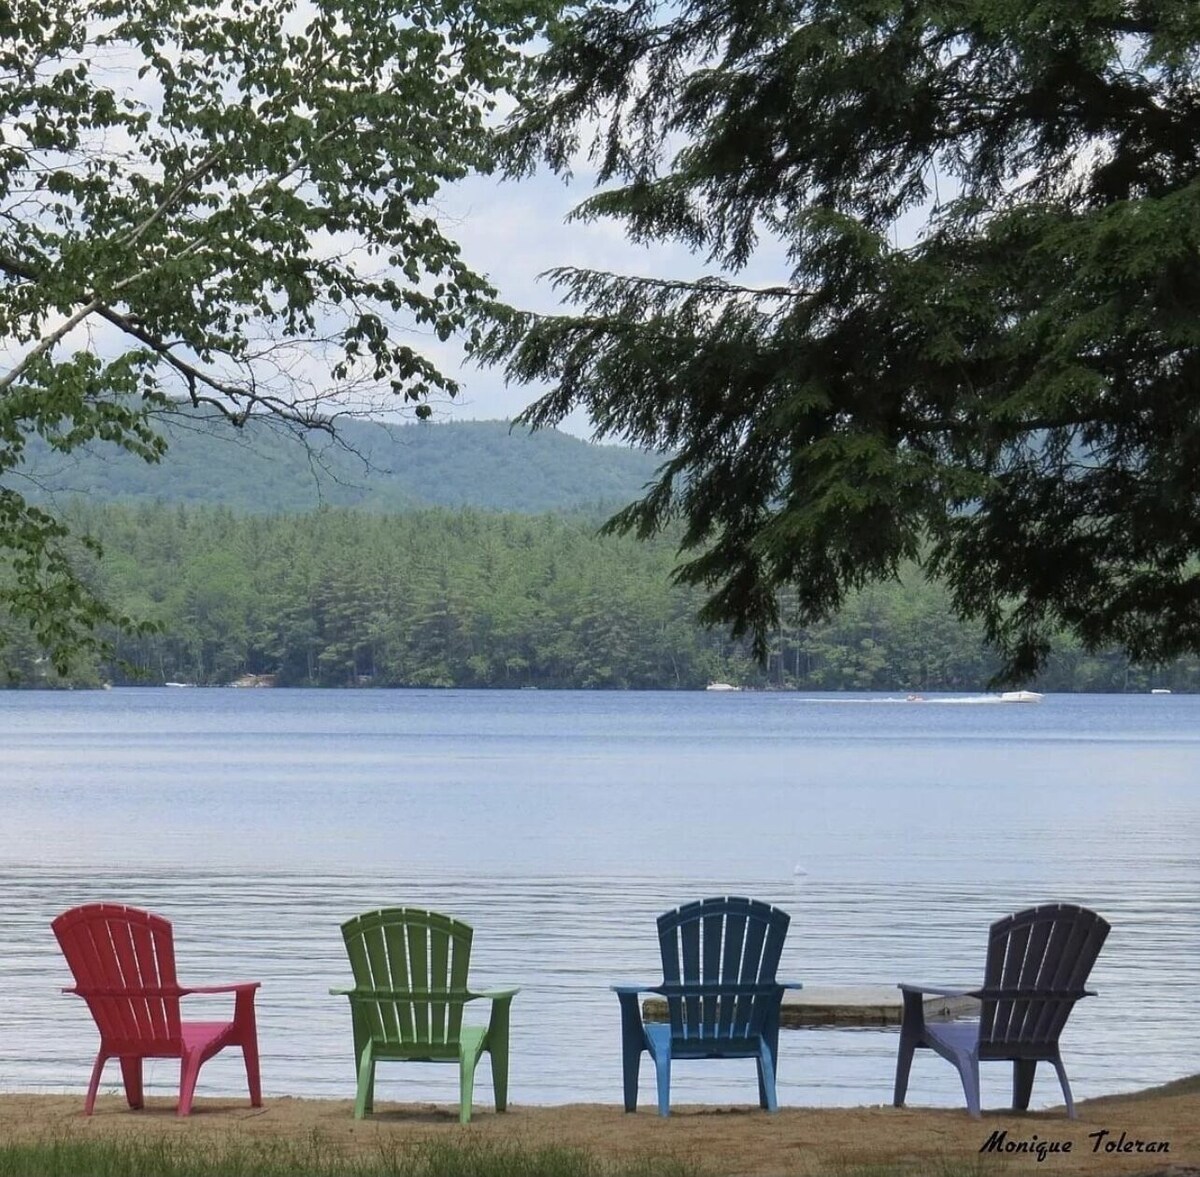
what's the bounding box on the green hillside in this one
[15,413,663,514]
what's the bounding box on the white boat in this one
[705,681,740,692]
[163,681,195,688]
[998,690,1043,703]
[1151,688,1172,695]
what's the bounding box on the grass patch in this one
[0,1137,1027,1177]
[1080,1072,1200,1105]
[0,1137,699,1177]
[828,1163,993,1177]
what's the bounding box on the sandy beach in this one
[2,1077,1198,1175]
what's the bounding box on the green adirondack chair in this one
[330,908,517,1123]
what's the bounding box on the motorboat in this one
[705,681,740,692]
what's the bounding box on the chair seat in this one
[925,1019,980,1056]
[644,1022,764,1060]
[181,1021,235,1054]
[374,1026,487,1064]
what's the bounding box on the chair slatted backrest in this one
[51,904,182,1051]
[657,897,789,1043]
[341,908,473,1048]
[978,904,1110,1053]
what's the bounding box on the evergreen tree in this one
[476,0,1200,681]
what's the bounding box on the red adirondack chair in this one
[52,903,262,1116]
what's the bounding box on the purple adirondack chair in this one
[893,903,1110,1118]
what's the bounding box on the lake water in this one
[1,688,1197,1112]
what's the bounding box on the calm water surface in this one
[1,689,1197,1110]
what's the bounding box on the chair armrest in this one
[185,982,260,1038]
[615,983,648,1059]
[63,985,186,998]
[331,987,484,1002]
[481,988,516,1046]
[973,987,1093,1001]
[898,983,981,998]
[184,982,262,995]
[654,981,783,997]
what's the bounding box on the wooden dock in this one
[642,986,979,1028]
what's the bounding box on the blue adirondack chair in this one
[614,896,801,1115]
[894,903,1110,1118]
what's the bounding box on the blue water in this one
[1,689,1197,1110]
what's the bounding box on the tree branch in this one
[0,295,104,393]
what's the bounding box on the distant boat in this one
[1151,688,1172,695]
[705,681,740,692]
[998,690,1043,703]
[163,681,195,688]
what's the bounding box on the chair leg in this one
[459,1047,480,1125]
[621,1044,642,1113]
[759,1021,781,1111]
[1013,1059,1037,1111]
[178,1051,202,1116]
[893,1030,916,1108]
[235,993,262,1107]
[618,993,643,1113]
[353,1042,375,1120]
[952,1053,982,1119]
[242,1036,262,1107]
[489,1041,509,1113]
[652,1048,672,1117]
[1051,1057,1076,1120]
[119,1057,144,1109]
[756,1039,779,1112]
[84,1052,108,1116]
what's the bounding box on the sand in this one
[2,1078,1199,1176]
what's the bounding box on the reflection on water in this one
[1,689,1198,1108]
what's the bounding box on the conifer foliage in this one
[477,1,1200,680]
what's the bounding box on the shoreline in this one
[1,1077,1197,1175]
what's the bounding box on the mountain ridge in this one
[14,414,664,515]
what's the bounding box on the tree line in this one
[2,503,1195,693]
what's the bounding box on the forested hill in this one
[15,414,663,514]
[6,502,1195,692]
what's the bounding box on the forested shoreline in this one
[2,503,1194,693]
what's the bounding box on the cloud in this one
[428,169,798,437]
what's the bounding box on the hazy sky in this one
[12,14,931,447]
[422,165,794,440]
[431,159,934,441]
